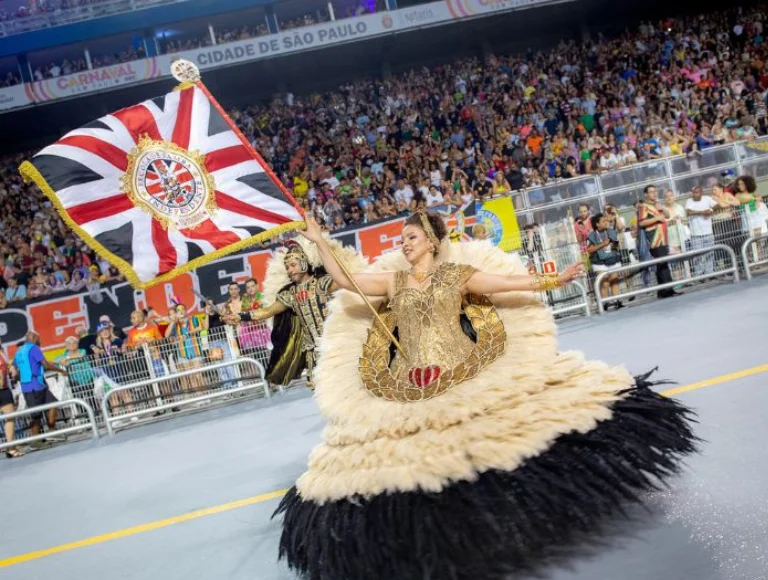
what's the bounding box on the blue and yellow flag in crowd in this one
[476,197,522,251]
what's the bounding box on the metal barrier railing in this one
[593,244,740,315]
[741,233,768,281]
[550,280,591,317]
[58,323,271,417]
[0,399,98,450]
[101,357,266,436]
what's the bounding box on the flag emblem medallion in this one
[122,136,216,230]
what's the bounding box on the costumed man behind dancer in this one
[241,239,364,388]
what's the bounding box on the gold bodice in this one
[359,262,506,403]
[389,263,477,377]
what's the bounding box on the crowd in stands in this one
[226,6,768,232]
[0,71,21,87]
[279,8,331,32]
[30,45,146,81]
[161,2,381,54]
[0,0,155,23]
[3,6,768,308]
[0,153,125,310]
[161,24,270,55]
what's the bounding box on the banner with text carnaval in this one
[0,210,482,359]
[26,58,162,102]
[0,83,33,111]
[476,197,522,252]
[159,12,396,72]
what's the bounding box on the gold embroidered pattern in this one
[277,275,334,352]
[359,263,506,402]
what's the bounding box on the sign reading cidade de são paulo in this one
[163,12,395,70]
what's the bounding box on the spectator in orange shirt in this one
[526,129,544,156]
[125,310,163,348]
[124,310,166,409]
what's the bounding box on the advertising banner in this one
[476,197,523,251]
[444,0,563,18]
[161,12,397,72]
[27,57,162,102]
[396,3,453,29]
[0,83,32,111]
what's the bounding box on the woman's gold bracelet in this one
[532,273,561,292]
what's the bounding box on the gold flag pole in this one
[333,248,408,362]
[314,231,410,363]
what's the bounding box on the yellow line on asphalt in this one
[0,489,288,568]
[660,363,768,397]
[1,362,767,569]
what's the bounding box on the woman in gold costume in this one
[275,212,697,580]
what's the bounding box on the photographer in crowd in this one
[587,212,624,310]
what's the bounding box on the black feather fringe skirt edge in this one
[273,370,699,580]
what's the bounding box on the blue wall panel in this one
[0,0,271,57]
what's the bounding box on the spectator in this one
[11,331,68,446]
[587,212,624,310]
[55,336,97,415]
[663,190,689,254]
[604,204,626,233]
[125,310,162,349]
[685,186,718,277]
[0,337,22,458]
[711,183,742,248]
[91,322,124,391]
[5,276,25,303]
[573,203,593,252]
[203,298,237,389]
[165,303,207,397]
[734,175,768,236]
[124,308,170,404]
[637,185,681,299]
[76,325,97,354]
[99,314,127,342]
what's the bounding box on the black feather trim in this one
[273,371,699,580]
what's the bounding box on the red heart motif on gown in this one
[408,365,441,388]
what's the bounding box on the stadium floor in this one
[2,278,768,580]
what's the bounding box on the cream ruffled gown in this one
[275,240,697,580]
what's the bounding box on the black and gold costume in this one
[274,240,697,580]
[259,238,366,387]
[272,274,334,382]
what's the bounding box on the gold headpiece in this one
[417,211,441,252]
[283,241,309,273]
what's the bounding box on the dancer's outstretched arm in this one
[464,263,584,295]
[299,216,393,297]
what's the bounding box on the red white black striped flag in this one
[20,82,303,289]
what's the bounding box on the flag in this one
[476,197,522,251]
[19,83,303,289]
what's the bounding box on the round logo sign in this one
[475,209,503,245]
[123,137,215,230]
